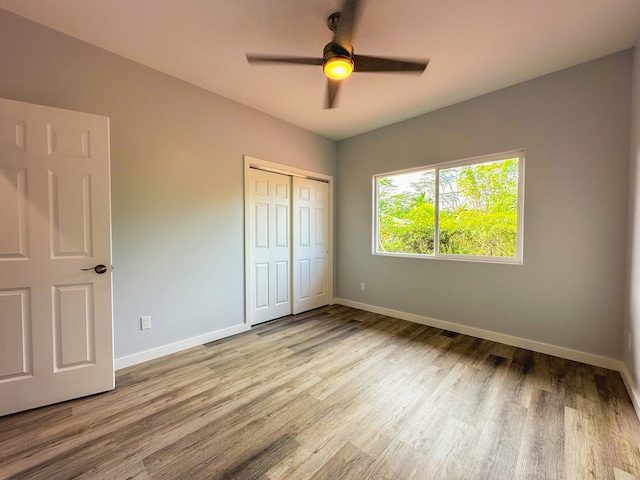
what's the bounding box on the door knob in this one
[81,264,108,274]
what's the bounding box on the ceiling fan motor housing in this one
[323,42,353,63]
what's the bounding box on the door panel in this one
[292,177,329,314]
[299,207,310,246]
[254,263,269,309]
[248,168,291,325]
[53,283,95,369]
[0,167,28,258]
[314,257,326,297]
[275,261,289,305]
[0,288,32,380]
[315,207,325,245]
[50,172,93,257]
[47,124,91,159]
[0,98,113,417]
[299,259,310,300]
[0,117,26,151]
[275,205,288,247]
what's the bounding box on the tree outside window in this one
[375,151,524,263]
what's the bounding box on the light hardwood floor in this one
[1,305,640,479]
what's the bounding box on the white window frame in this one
[373,150,525,265]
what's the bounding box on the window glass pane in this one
[377,170,435,254]
[438,157,519,257]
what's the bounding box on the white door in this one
[292,177,330,314]
[0,98,113,416]
[247,168,291,325]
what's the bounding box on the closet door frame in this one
[243,155,334,326]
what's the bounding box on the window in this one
[374,150,524,264]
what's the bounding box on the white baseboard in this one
[619,363,640,421]
[334,298,621,370]
[114,323,250,370]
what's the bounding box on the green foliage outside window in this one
[377,158,519,258]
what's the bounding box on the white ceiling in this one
[1,0,639,140]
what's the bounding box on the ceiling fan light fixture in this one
[323,56,354,80]
[245,1,429,108]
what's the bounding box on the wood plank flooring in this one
[1,305,640,479]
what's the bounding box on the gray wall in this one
[0,10,337,359]
[624,38,640,386]
[337,51,631,358]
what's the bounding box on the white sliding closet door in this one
[245,160,332,326]
[292,176,330,314]
[247,168,291,325]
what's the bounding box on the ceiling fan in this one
[246,0,429,109]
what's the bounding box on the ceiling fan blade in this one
[246,54,323,66]
[353,55,429,73]
[334,0,362,50]
[324,79,342,109]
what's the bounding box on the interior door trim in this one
[249,165,329,184]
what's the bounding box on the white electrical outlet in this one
[629,332,633,351]
[360,282,365,291]
[141,316,151,330]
